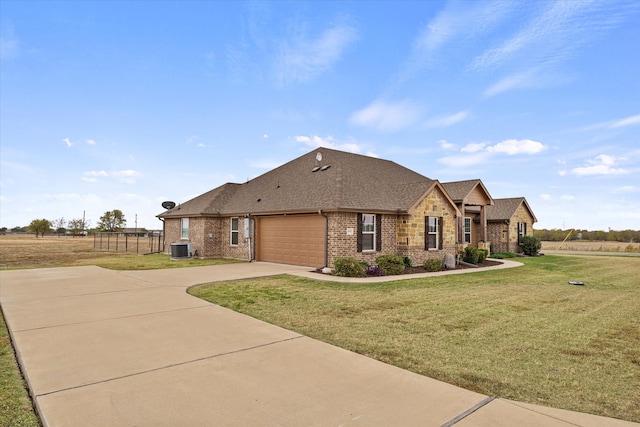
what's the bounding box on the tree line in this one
[7,210,130,237]
[533,228,640,242]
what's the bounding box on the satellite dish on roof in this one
[316,152,323,162]
[162,201,176,210]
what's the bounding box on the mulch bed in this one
[313,259,504,277]
[401,259,503,275]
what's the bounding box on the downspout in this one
[246,214,253,262]
[319,209,329,268]
[159,217,165,254]
[505,220,510,252]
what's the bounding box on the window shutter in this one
[424,216,429,250]
[376,215,382,252]
[439,217,444,250]
[357,213,363,253]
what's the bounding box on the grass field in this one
[0,235,241,270]
[190,255,640,422]
[542,240,640,252]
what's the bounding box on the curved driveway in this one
[1,262,636,426]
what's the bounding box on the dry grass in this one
[542,240,640,252]
[190,255,640,422]
[0,235,240,270]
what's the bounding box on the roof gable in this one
[442,179,494,205]
[486,197,537,223]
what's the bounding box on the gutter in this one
[319,209,329,268]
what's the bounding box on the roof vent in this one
[320,165,331,171]
[311,166,321,172]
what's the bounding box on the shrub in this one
[477,248,488,263]
[365,265,384,276]
[423,258,443,272]
[402,256,413,268]
[462,246,480,264]
[519,235,542,256]
[375,254,405,275]
[333,257,366,277]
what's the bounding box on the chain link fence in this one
[93,232,164,254]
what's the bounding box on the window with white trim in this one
[464,217,472,244]
[362,214,376,251]
[180,218,189,240]
[427,216,439,250]
[230,217,239,245]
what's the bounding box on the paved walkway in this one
[1,262,636,426]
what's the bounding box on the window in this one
[230,217,239,245]
[362,214,375,251]
[180,218,189,240]
[425,216,443,250]
[464,217,472,244]
[357,213,381,252]
[518,222,527,243]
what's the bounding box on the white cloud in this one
[560,195,575,201]
[277,23,358,84]
[540,194,552,201]
[263,134,269,139]
[487,139,547,155]
[197,143,206,148]
[425,110,469,128]
[483,69,540,97]
[86,139,96,145]
[612,185,636,194]
[63,138,72,148]
[461,142,486,153]
[350,99,422,132]
[570,154,628,176]
[612,113,640,128]
[586,113,640,130]
[438,139,456,150]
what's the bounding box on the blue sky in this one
[1,0,639,231]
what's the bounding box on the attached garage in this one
[256,215,326,267]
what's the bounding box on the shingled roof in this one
[486,197,538,223]
[158,148,440,218]
[441,179,493,204]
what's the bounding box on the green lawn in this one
[190,255,640,422]
[0,311,40,427]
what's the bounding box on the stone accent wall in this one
[396,187,457,266]
[487,204,535,254]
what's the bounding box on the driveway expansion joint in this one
[441,396,495,427]
[35,335,305,399]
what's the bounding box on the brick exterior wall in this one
[487,204,535,254]
[325,212,397,267]
[163,216,250,261]
[165,187,459,268]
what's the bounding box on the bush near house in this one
[375,254,405,275]
[423,258,443,272]
[520,235,542,256]
[333,257,366,277]
[462,246,480,264]
[490,251,517,259]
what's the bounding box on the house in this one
[441,180,494,248]
[486,197,538,253]
[158,148,461,268]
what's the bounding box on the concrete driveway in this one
[0,263,636,426]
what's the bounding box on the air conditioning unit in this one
[170,242,193,259]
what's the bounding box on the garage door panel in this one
[257,215,325,267]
